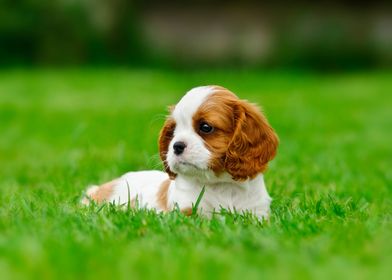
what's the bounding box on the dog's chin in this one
[170,162,237,185]
[170,161,207,176]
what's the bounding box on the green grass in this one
[0,69,391,280]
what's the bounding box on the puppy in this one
[82,86,278,219]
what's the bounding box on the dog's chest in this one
[169,179,263,214]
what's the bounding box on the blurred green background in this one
[0,0,391,69]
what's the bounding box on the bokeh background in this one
[1,0,391,70]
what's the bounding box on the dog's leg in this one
[81,179,118,205]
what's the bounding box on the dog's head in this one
[159,86,278,182]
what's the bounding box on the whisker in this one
[146,153,165,170]
[149,114,168,126]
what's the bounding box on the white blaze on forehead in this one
[172,86,215,126]
[168,86,217,173]
[168,86,215,173]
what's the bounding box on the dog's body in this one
[82,86,278,219]
[85,171,271,218]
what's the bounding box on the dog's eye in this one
[199,122,214,134]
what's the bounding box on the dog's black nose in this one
[173,141,186,155]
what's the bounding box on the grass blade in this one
[192,186,206,214]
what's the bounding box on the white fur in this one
[167,173,271,218]
[167,86,214,174]
[106,171,271,219]
[87,86,272,219]
[110,171,170,208]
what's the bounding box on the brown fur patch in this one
[127,198,136,207]
[193,86,279,181]
[88,179,118,203]
[181,207,193,216]
[192,89,238,174]
[158,115,176,179]
[225,98,279,180]
[156,178,171,211]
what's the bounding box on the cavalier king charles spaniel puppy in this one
[82,85,278,219]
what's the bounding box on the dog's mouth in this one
[171,160,206,174]
[177,161,201,169]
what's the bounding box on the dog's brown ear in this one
[158,111,177,179]
[225,100,278,181]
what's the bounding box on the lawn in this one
[0,69,391,279]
